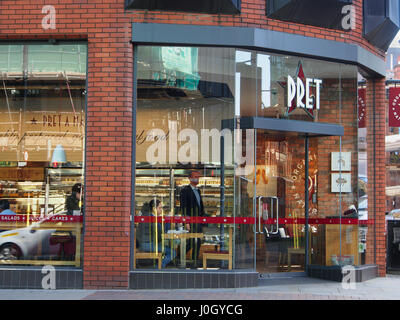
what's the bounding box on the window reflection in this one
[134,45,361,272]
[0,43,86,267]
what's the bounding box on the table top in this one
[287,247,305,253]
[162,232,203,240]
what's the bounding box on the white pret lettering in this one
[287,76,322,111]
[314,79,322,110]
[296,77,305,108]
[306,78,313,109]
[287,75,296,108]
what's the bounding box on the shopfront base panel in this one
[0,267,83,289]
[130,270,259,289]
[308,264,378,282]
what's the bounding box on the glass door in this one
[253,130,307,274]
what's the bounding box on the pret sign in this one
[282,62,322,119]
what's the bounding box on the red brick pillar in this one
[366,77,386,277]
[83,20,133,289]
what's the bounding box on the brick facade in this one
[0,0,388,288]
[366,78,387,276]
[128,0,384,58]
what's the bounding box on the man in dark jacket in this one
[66,183,83,215]
[180,171,205,268]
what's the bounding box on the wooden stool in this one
[287,247,305,271]
[203,228,233,270]
[133,232,162,269]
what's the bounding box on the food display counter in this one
[134,167,234,217]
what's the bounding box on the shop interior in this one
[0,47,86,266]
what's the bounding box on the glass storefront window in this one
[134,46,237,270]
[134,45,361,272]
[386,82,400,271]
[357,76,371,266]
[0,43,87,267]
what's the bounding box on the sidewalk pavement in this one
[1,274,400,300]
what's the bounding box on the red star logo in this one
[278,61,317,119]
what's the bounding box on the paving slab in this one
[0,275,399,300]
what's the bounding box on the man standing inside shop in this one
[180,170,205,268]
[66,183,84,215]
[0,200,16,215]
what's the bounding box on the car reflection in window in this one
[0,212,75,261]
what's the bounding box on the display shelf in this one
[0,192,43,198]
[134,166,234,216]
[0,166,83,215]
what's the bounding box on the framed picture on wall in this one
[331,152,351,171]
[331,173,352,193]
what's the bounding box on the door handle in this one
[264,196,279,235]
[253,196,262,234]
[252,196,257,234]
[254,196,280,235]
[258,196,263,234]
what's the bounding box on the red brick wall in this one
[83,29,133,289]
[366,78,387,276]
[0,0,387,288]
[128,0,385,59]
[0,0,133,289]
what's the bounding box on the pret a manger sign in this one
[286,62,322,118]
